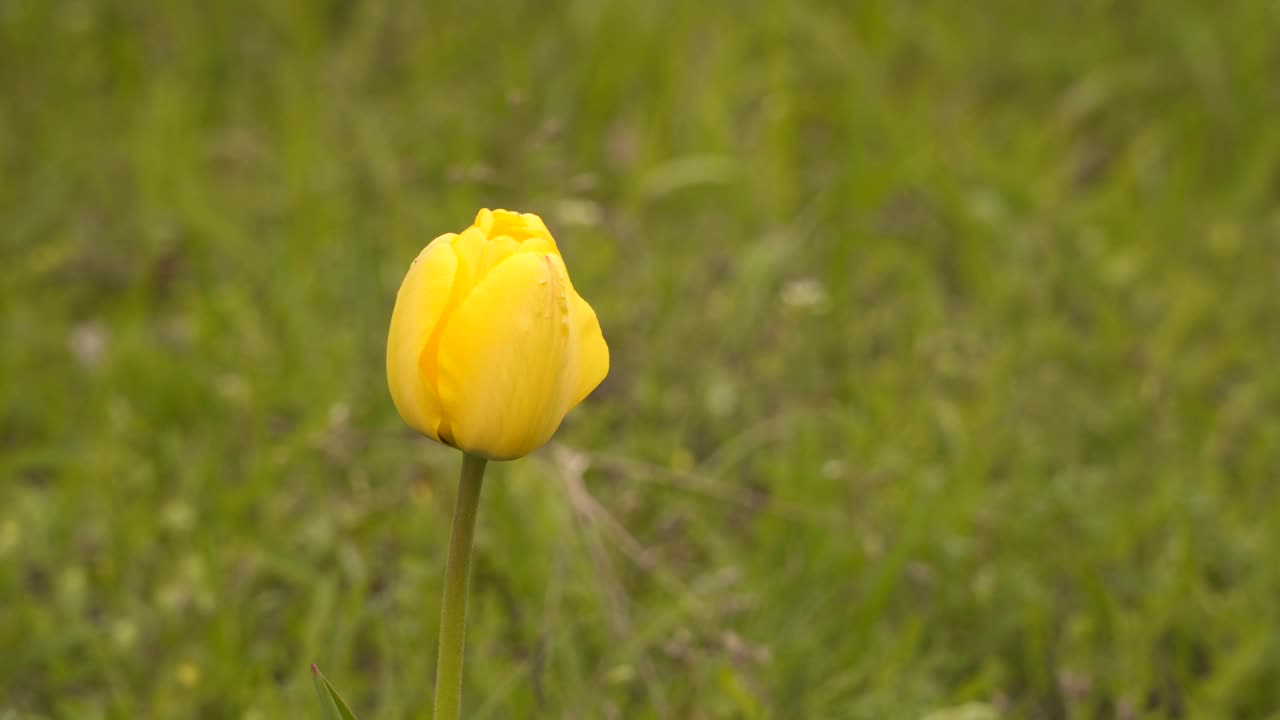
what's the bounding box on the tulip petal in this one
[386,238,457,440]
[476,208,558,249]
[436,252,576,459]
[478,235,521,277]
[569,291,609,407]
[449,226,487,301]
[518,237,557,257]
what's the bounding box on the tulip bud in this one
[387,209,609,460]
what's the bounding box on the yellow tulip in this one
[386,209,609,460]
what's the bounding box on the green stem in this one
[433,453,487,720]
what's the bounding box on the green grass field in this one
[4,2,1280,718]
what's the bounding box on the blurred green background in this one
[3,1,1280,718]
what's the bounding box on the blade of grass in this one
[311,664,360,720]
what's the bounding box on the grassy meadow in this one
[3,1,1280,718]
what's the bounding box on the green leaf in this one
[311,664,360,720]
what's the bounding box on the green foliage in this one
[2,0,1279,718]
[312,665,359,720]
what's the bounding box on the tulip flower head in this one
[387,209,609,460]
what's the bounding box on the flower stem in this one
[434,453,487,720]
